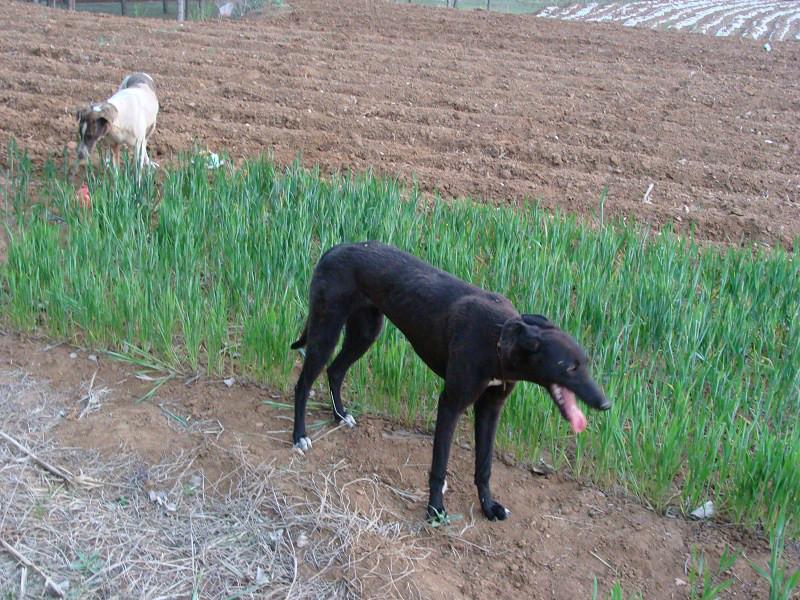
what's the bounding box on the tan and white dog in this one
[76,72,159,172]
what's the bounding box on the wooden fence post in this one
[68,0,76,9]
[177,0,185,21]
[163,0,168,13]
[120,0,127,15]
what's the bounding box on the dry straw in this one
[0,371,428,598]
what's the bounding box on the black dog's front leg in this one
[426,390,461,521]
[474,385,513,520]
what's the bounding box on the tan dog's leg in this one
[143,123,158,169]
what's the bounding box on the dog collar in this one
[495,342,508,390]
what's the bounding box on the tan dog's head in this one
[75,102,118,162]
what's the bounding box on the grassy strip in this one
[2,143,798,534]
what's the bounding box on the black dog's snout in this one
[598,398,612,411]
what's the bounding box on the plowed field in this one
[1,0,799,246]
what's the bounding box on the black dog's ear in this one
[500,318,542,354]
[518,325,542,352]
[522,314,555,329]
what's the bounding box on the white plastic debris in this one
[191,151,225,170]
[690,500,714,519]
[268,529,284,546]
[763,43,772,52]
[148,489,177,512]
[223,377,235,388]
[205,152,223,169]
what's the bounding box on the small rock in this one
[46,580,69,597]
[223,377,235,388]
[530,459,555,476]
[88,354,98,362]
[500,452,515,466]
[296,532,309,548]
[675,578,687,586]
[69,352,77,359]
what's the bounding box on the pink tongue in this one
[562,388,587,434]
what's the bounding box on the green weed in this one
[751,509,800,600]
[2,144,799,534]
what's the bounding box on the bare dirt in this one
[0,0,799,246]
[2,330,797,598]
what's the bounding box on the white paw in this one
[442,479,448,495]
[505,507,511,516]
[293,437,312,452]
[342,414,357,428]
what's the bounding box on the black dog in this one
[291,241,610,521]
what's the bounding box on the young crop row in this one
[2,144,798,533]
[537,0,800,42]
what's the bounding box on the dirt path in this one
[2,330,795,598]
[0,0,798,246]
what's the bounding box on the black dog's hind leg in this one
[326,306,384,427]
[292,310,348,451]
[474,385,513,520]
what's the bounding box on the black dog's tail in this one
[290,322,308,350]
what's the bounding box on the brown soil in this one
[3,330,797,598]
[0,0,799,246]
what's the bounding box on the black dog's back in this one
[307,242,516,375]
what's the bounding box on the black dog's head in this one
[75,102,118,162]
[499,314,610,432]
